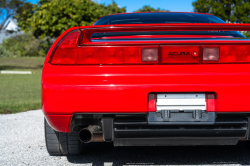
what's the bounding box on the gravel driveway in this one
[0,110,250,166]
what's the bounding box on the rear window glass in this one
[94,13,225,25]
[92,13,245,39]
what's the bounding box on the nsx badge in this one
[168,52,191,55]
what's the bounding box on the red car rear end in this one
[43,12,250,155]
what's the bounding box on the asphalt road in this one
[0,110,250,166]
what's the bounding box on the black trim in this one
[114,128,246,138]
[247,117,250,140]
[113,137,239,146]
[70,113,249,142]
[102,117,114,142]
[114,122,148,126]
[147,111,216,125]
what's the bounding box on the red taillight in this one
[220,46,236,62]
[77,46,143,64]
[237,46,250,62]
[202,45,250,63]
[148,94,156,112]
[50,31,160,65]
[161,46,199,63]
[50,30,81,65]
[206,93,217,112]
[49,31,250,65]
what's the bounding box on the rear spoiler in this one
[80,23,250,43]
[45,23,250,64]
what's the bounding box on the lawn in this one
[0,57,45,114]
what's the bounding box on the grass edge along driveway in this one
[0,57,44,114]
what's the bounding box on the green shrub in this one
[0,44,11,57]
[0,33,53,57]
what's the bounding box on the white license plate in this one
[157,93,206,111]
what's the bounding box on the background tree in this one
[192,0,250,23]
[0,0,30,30]
[16,0,126,38]
[134,5,169,12]
[100,0,126,15]
[0,33,50,57]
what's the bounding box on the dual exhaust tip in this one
[78,126,103,143]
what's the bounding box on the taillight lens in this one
[141,47,158,62]
[50,32,160,65]
[161,46,199,63]
[202,45,250,63]
[77,46,160,65]
[148,94,156,112]
[203,47,219,61]
[236,46,250,62]
[220,46,236,62]
[206,93,217,112]
[50,30,81,64]
[77,46,143,64]
[50,32,250,65]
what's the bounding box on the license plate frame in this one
[148,93,215,125]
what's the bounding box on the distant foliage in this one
[0,33,52,57]
[243,31,250,38]
[15,0,126,38]
[134,5,169,12]
[0,44,11,57]
[192,0,250,23]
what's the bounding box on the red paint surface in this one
[42,63,250,114]
[44,114,72,132]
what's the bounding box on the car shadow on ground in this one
[66,141,250,165]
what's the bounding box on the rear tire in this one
[44,118,83,155]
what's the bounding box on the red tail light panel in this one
[50,30,81,65]
[48,30,250,65]
[77,46,144,65]
[202,45,250,63]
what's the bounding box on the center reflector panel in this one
[161,46,199,63]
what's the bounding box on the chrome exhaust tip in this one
[78,126,104,143]
[78,128,92,143]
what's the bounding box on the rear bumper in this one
[42,63,250,132]
[45,113,250,146]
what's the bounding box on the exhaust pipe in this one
[78,126,103,143]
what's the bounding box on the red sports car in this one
[42,12,250,155]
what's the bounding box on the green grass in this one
[0,57,45,70]
[0,57,45,114]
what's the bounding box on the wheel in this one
[44,118,83,155]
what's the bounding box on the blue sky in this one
[98,0,195,13]
[1,0,195,22]
[28,0,195,12]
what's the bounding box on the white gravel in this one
[0,110,250,166]
[0,110,91,166]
